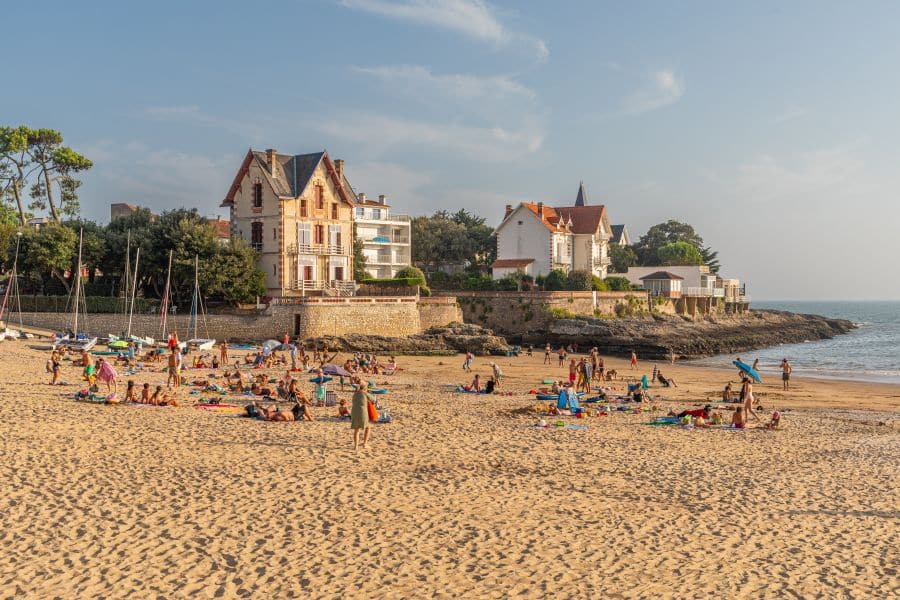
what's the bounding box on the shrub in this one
[543,269,568,291]
[591,275,608,291]
[549,307,577,319]
[565,270,593,291]
[604,276,633,291]
[395,265,427,285]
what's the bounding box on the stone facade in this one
[416,297,463,330]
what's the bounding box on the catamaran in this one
[53,229,98,352]
[185,255,216,351]
[108,234,154,349]
[0,233,25,341]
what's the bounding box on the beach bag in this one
[367,399,378,422]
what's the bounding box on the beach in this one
[1,343,898,598]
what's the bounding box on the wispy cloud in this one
[621,69,685,115]
[316,112,543,162]
[136,105,272,143]
[353,64,536,101]
[340,0,548,60]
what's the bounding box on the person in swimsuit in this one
[740,377,761,423]
[48,351,61,385]
[124,380,136,403]
[630,351,638,370]
[544,344,552,365]
[781,358,792,391]
[731,406,746,428]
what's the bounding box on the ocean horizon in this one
[691,300,900,384]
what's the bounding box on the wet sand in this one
[1,344,897,598]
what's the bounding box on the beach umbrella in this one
[262,339,280,352]
[322,364,352,377]
[733,360,762,383]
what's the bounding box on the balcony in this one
[287,279,356,295]
[287,243,344,255]
[362,235,410,245]
[592,255,612,267]
[685,287,726,298]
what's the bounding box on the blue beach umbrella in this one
[733,360,762,383]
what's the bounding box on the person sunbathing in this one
[657,371,677,387]
[731,406,746,429]
[547,403,561,416]
[261,403,294,421]
[462,374,482,393]
[245,401,262,418]
[677,406,713,420]
[291,393,313,422]
[722,382,735,402]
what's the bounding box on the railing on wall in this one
[286,243,344,255]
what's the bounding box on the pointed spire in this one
[575,181,587,206]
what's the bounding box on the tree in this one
[543,269,568,291]
[18,223,77,292]
[633,220,705,266]
[26,128,92,221]
[103,207,156,295]
[352,222,368,280]
[565,269,593,291]
[206,240,267,304]
[62,220,107,285]
[0,126,32,226]
[146,209,220,306]
[657,241,704,266]
[700,246,720,273]
[411,209,496,273]
[609,243,637,273]
[604,276,633,291]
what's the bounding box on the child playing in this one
[766,410,781,429]
[338,398,350,419]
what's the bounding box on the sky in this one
[4,0,900,300]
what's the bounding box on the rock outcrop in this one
[304,323,510,356]
[533,309,856,359]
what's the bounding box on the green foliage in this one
[18,223,77,292]
[603,276,634,291]
[542,269,568,291]
[208,239,268,303]
[591,275,608,291]
[565,269,593,291]
[412,209,496,273]
[657,241,704,266]
[633,220,717,271]
[23,127,92,220]
[548,307,577,320]
[352,223,368,280]
[461,272,496,291]
[609,243,637,273]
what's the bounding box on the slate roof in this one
[222,149,355,206]
[611,224,627,244]
[639,271,684,281]
[575,181,588,206]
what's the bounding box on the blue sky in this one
[5,1,900,300]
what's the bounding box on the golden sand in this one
[1,343,897,598]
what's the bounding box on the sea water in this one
[691,301,900,384]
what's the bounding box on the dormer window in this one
[253,181,263,208]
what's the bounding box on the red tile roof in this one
[553,205,607,235]
[521,202,566,232]
[208,218,231,239]
[492,258,535,268]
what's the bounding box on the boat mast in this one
[0,233,20,325]
[73,228,84,337]
[190,254,199,339]
[122,231,131,333]
[127,247,140,338]
[160,250,173,340]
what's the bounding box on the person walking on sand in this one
[781,358,792,391]
[167,347,182,389]
[544,344,552,365]
[740,376,762,423]
[97,357,118,395]
[350,379,372,450]
[219,341,228,365]
[630,351,638,370]
[463,351,474,372]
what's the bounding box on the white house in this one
[625,265,719,297]
[492,183,613,279]
[639,271,684,298]
[353,193,411,279]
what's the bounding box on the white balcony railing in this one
[287,243,344,255]
[592,255,612,267]
[287,279,356,294]
[684,287,726,297]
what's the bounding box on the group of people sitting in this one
[123,381,180,406]
[343,354,398,376]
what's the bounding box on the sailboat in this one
[53,229,98,351]
[0,232,25,341]
[108,235,154,349]
[185,255,216,351]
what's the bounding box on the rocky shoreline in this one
[302,310,856,359]
[535,309,857,359]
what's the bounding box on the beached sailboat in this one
[108,235,154,349]
[53,229,98,351]
[185,255,216,351]
[0,232,25,341]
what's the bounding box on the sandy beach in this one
[1,343,897,599]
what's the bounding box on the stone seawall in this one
[15,296,464,342]
[433,291,645,335]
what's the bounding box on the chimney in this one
[378,194,387,205]
[265,149,277,177]
[334,159,344,180]
[537,202,544,218]
[504,204,513,218]
[357,192,367,203]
